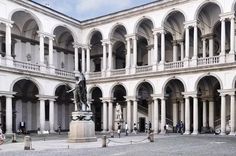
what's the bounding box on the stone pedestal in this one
[68,111,97,143]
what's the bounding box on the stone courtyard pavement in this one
[0,133,236,156]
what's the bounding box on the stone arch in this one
[134,16,155,34]
[108,23,128,40]
[194,73,223,91]
[110,82,128,98]
[134,80,155,97]
[86,28,104,45]
[161,8,187,26]
[9,8,43,32]
[53,82,73,96]
[88,84,103,98]
[51,24,77,42]
[162,77,187,94]
[194,0,223,20]
[10,77,43,95]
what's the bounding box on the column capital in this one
[182,91,198,98]
[0,91,16,97]
[218,89,236,96]
[126,34,138,40]
[0,17,14,26]
[37,31,55,38]
[184,20,198,29]
[73,42,82,48]
[220,12,235,20]
[36,95,58,101]
[151,94,165,100]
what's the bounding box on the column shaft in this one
[221,19,226,55]
[185,27,190,59]
[220,95,226,135]
[209,101,214,129]
[102,43,107,71]
[6,96,13,134]
[133,100,138,125]
[74,47,79,71]
[49,100,55,133]
[202,101,207,127]
[153,99,159,133]
[86,47,90,73]
[161,99,166,133]
[180,101,184,122]
[108,101,113,132]
[184,97,190,134]
[82,48,86,73]
[180,42,184,61]
[126,38,131,69]
[160,31,165,63]
[127,100,131,132]
[209,38,214,57]
[230,17,235,54]
[202,39,206,58]
[153,33,158,64]
[173,43,178,62]
[103,102,108,131]
[193,25,198,59]
[173,103,178,128]
[40,99,45,132]
[49,38,54,66]
[5,24,12,58]
[230,94,235,135]
[108,42,112,70]
[132,37,137,68]
[39,34,45,64]
[193,97,198,134]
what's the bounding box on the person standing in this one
[133,123,137,134]
[125,122,128,136]
[180,121,184,135]
[0,124,5,145]
[149,121,152,133]
[166,124,169,134]
[117,123,121,138]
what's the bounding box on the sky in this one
[33,0,155,21]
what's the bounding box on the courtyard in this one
[0,133,236,156]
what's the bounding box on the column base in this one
[125,67,130,75]
[184,131,191,135]
[184,58,189,68]
[190,58,197,67]
[220,132,226,136]
[130,67,136,74]
[219,54,226,63]
[158,63,164,71]
[229,132,235,136]
[40,64,46,73]
[160,130,166,134]
[191,131,199,135]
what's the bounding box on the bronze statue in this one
[67,73,89,111]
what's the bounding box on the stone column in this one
[102,42,107,75]
[133,100,138,126]
[202,38,206,58]
[86,46,91,73]
[173,102,178,128]
[184,96,190,134]
[220,94,226,135]
[126,38,131,74]
[180,41,184,61]
[221,18,226,56]
[160,30,165,64]
[39,98,46,132]
[103,101,108,131]
[173,41,178,62]
[230,17,235,54]
[108,101,113,132]
[132,36,137,71]
[209,100,214,129]
[202,100,207,128]
[193,24,198,59]
[126,99,131,132]
[49,37,54,67]
[209,37,214,57]
[153,98,159,133]
[74,45,79,72]
[185,26,190,60]
[108,42,113,71]
[5,23,12,59]
[49,99,55,133]
[6,95,13,134]
[180,101,184,122]
[161,98,166,134]
[230,94,235,135]
[153,32,158,70]
[39,33,45,65]
[192,96,199,135]
[82,48,86,73]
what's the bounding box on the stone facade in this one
[0,0,235,136]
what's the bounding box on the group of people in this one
[176,121,185,134]
[117,122,138,138]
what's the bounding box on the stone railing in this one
[55,69,74,78]
[89,71,102,78]
[13,60,40,71]
[111,68,126,76]
[165,61,184,70]
[197,56,220,66]
[136,65,152,73]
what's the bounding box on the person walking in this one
[149,121,152,133]
[180,121,184,135]
[133,123,137,134]
[166,123,169,134]
[125,122,128,136]
[0,124,5,145]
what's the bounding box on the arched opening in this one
[196,2,223,58]
[163,11,185,62]
[55,85,73,131]
[8,11,40,62]
[164,79,185,132]
[53,26,75,72]
[90,87,102,131]
[12,79,39,133]
[110,25,127,69]
[197,75,221,133]
[136,19,154,66]
[90,31,103,72]
[137,82,153,132]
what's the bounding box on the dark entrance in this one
[139,117,146,132]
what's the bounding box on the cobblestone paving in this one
[1,134,236,156]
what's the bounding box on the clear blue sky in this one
[33,0,155,21]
